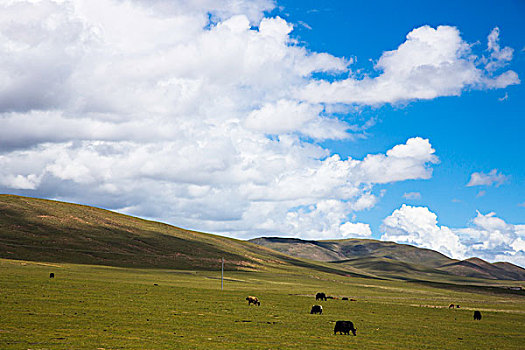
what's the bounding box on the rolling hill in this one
[0,194,373,278]
[248,237,453,267]
[1,194,524,283]
[250,237,525,281]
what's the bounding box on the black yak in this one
[246,296,260,306]
[315,292,327,301]
[49,273,54,278]
[473,311,482,320]
[334,320,356,335]
[310,305,323,314]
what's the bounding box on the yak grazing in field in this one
[246,296,260,306]
[334,321,357,335]
[49,273,54,278]
[315,292,327,301]
[473,311,482,320]
[449,304,455,309]
[310,305,323,314]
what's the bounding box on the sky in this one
[0,0,524,266]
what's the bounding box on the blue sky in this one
[0,0,523,265]
[276,0,524,229]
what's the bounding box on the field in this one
[1,258,524,349]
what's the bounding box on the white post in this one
[221,257,224,290]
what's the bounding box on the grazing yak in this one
[246,296,260,306]
[342,297,348,301]
[449,304,455,309]
[310,305,323,314]
[315,292,327,301]
[473,310,482,320]
[334,320,357,335]
[49,273,54,278]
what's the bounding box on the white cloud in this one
[298,25,519,105]
[467,169,509,187]
[351,137,438,184]
[455,212,525,265]
[340,222,372,238]
[381,206,525,266]
[0,1,519,242]
[484,27,514,72]
[381,205,467,259]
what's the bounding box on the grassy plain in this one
[1,258,524,349]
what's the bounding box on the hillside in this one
[250,237,525,281]
[0,194,368,277]
[249,237,453,267]
[440,258,525,280]
[1,194,524,284]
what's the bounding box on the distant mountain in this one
[440,258,525,280]
[250,237,525,281]
[1,194,523,283]
[249,237,453,267]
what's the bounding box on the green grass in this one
[1,259,524,349]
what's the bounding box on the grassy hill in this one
[440,258,525,280]
[1,194,524,284]
[249,237,453,267]
[250,237,525,281]
[0,194,369,277]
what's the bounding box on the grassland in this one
[1,258,524,349]
[1,194,524,348]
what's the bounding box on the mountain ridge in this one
[249,237,525,281]
[1,194,524,283]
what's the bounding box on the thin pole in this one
[221,257,224,290]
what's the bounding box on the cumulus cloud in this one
[340,222,372,238]
[467,169,509,187]
[455,212,525,266]
[350,137,438,184]
[381,205,467,259]
[381,205,525,266]
[299,25,519,105]
[0,1,519,241]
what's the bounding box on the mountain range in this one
[1,194,524,284]
[249,237,525,281]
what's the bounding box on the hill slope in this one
[0,194,368,277]
[2,195,523,283]
[249,237,453,267]
[440,258,525,280]
[250,237,525,281]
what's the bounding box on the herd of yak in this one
[47,273,482,337]
[246,293,357,335]
[246,291,484,336]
